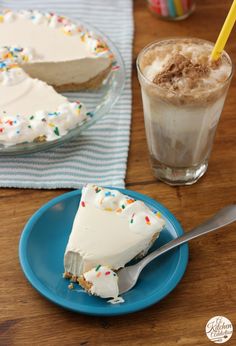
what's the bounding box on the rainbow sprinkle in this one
[130,213,135,224]
[86,112,94,118]
[54,127,60,136]
[104,208,113,212]
[145,216,151,225]
[112,65,120,71]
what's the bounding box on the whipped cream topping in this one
[83,185,165,235]
[82,265,124,303]
[0,99,87,146]
[64,184,165,277]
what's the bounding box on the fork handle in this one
[136,205,236,273]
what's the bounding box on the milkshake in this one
[137,38,233,185]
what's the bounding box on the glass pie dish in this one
[0,19,125,156]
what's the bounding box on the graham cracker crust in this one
[54,65,112,92]
[78,276,93,292]
[136,232,160,259]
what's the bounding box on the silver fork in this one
[118,205,236,294]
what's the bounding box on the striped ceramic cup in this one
[147,0,195,20]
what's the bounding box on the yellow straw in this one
[211,0,236,61]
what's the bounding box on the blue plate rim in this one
[19,188,189,316]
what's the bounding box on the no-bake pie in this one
[0,9,113,147]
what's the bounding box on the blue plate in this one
[19,188,188,316]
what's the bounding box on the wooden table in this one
[1,1,236,345]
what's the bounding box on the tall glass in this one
[137,38,233,185]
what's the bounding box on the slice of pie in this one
[64,184,165,280]
[0,10,114,146]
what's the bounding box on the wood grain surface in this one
[1,1,236,345]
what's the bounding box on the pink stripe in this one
[160,0,169,16]
[181,0,188,12]
[149,0,161,15]
[149,0,160,5]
